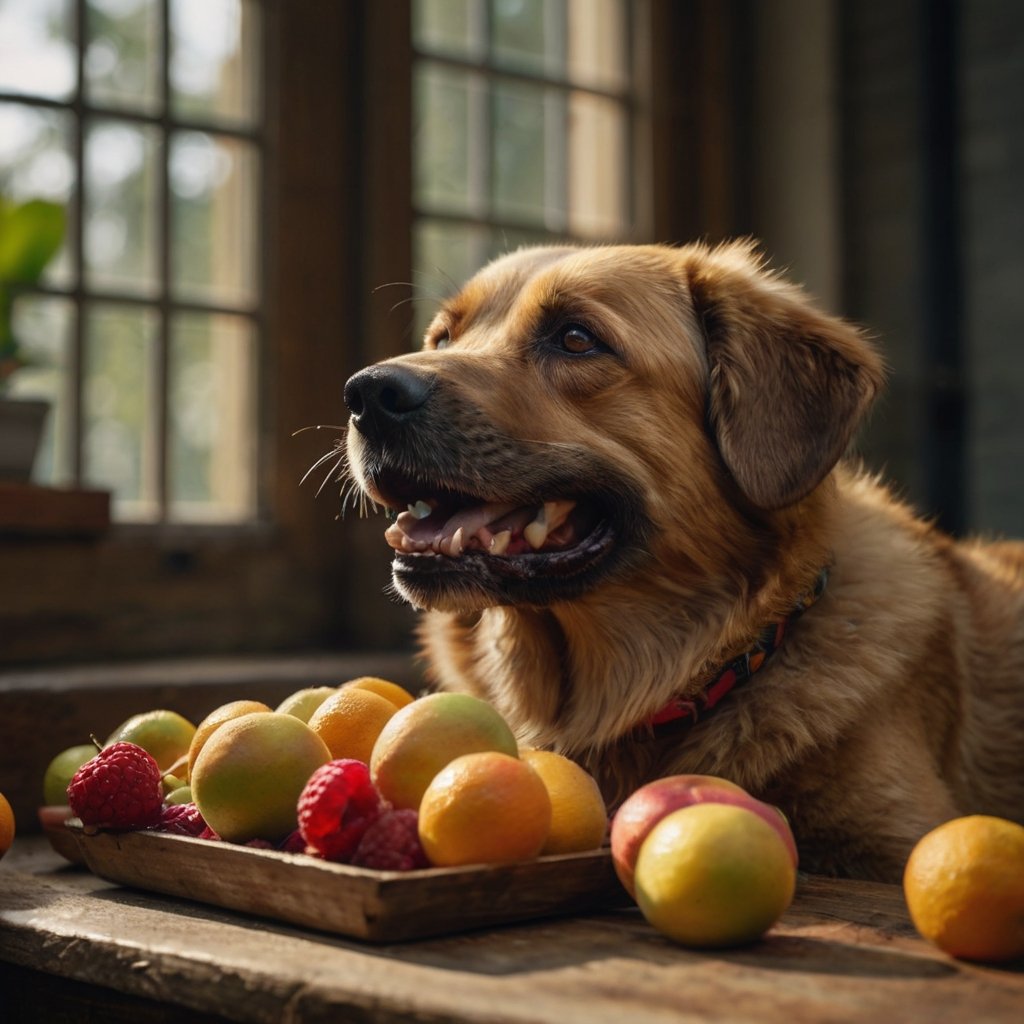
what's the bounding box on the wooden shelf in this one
[0,482,111,536]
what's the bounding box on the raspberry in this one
[351,808,428,871]
[150,802,208,837]
[278,829,306,854]
[67,742,163,830]
[298,759,384,861]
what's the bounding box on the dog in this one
[342,241,1024,881]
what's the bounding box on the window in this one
[0,0,263,523]
[412,0,641,329]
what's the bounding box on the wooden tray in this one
[64,821,628,943]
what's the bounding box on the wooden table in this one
[1,837,1022,1023]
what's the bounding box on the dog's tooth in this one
[524,519,549,550]
[489,530,512,555]
[407,500,433,520]
[543,500,575,531]
[449,527,464,558]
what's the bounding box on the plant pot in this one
[0,396,50,481]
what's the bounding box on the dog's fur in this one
[344,241,1024,881]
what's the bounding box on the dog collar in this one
[642,567,830,736]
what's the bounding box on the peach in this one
[610,774,797,896]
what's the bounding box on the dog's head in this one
[344,242,884,612]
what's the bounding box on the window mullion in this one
[155,0,173,522]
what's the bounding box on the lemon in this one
[275,686,337,723]
[106,709,196,772]
[43,743,97,806]
[635,802,796,947]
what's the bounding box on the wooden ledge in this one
[0,482,111,536]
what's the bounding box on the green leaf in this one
[0,199,67,285]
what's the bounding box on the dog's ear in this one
[685,242,885,510]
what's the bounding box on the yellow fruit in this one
[521,749,607,854]
[307,687,398,763]
[0,792,14,859]
[634,803,796,948]
[275,686,338,723]
[418,751,552,867]
[342,676,415,710]
[370,692,518,810]
[191,712,330,843]
[187,699,272,779]
[903,815,1024,963]
[42,743,97,806]
[106,709,196,772]
[166,785,192,805]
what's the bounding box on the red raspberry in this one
[351,808,428,871]
[298,759,384,861]
[278,829,306,854]
[67,742,163,830]
[150,802,208,837]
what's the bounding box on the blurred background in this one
[1,0,1022,668]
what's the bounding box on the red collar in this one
[642,568,829,736]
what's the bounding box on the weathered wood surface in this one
[2,839,1022,1024]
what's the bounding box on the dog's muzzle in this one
[344,364,436,445]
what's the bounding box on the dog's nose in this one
[344,364,434,440]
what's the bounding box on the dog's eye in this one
[558,324,601,355]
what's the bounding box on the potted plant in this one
[0,194,66,481]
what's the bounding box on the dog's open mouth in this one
[362,465,630,606]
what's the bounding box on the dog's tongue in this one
[385,500,576,557]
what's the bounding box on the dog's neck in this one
[447,556,831,757]
[639,566,829,734]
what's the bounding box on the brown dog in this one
[343,241,1024,881]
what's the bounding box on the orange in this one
[307,687,398,763]
[0,791,14,860]
[187,699,273,779]
[903,815,1024,963]
[521,749,608,854]
[106,709,197,772]
[634,802,796,947]
[341,676,415,710]
[191,712,330,843]
[370,692,519,810]
[418,751,552,867]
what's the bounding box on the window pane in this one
[170,131,259,307]
[169,311,256,522]
[0,102,75,286]
[7,295,75,485]
[413,220,487,338]
[170,0,261,127]
[568,93,628,237]
[567,0,629,93]
[83,303,159,519]
[491,0,564,77]
[84,119,160,295]
[492,80,565,228]
[0,0,75,101]
[414,64,485,216]
[86,0,160,114]
[414,0,481,57]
